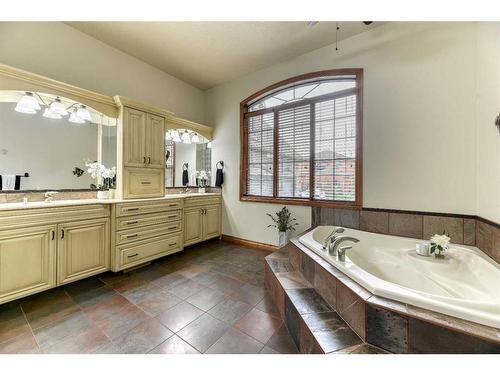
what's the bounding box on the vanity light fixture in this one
[42,107,62,119]
[69,108,85,124]
[165,131,172,141]
[15,92,41,114]
[191,133,200,143]
[181,130,191,143]
[48,97,68,116]
[76,105,92,122]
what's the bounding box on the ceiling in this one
[66,22,383,90]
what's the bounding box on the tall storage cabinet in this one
[116,97,172,199]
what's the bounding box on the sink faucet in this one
[330,236,360,261]
[44,191,58,203]
[184,187,191,194]
[322,227,345,250]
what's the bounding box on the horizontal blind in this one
[246,113,274,196]
[277,104,311,198]
[314,94,356,201]
[165,140,174,187]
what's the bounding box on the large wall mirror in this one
[0,91,117,191]
[165,128,212,187]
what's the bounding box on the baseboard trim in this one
[221,234,278,252]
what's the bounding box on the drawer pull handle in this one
[141,181,151,185]
[168,204,178,207]
[127,253,139,258]
[126,208,139,211]
[168,242,177,247]
[126,234,139,239]
[147,157,151,164]
[167,226,177,230]
[167,215,177,218]
[143,156,146,163]
[126,221,139,225]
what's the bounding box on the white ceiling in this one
[66,22,383,90]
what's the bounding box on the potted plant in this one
[267,206,298,247]
[86,161,116,199]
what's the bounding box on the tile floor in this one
[0,240,298,354]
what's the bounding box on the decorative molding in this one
[113,95,174,119]
[222,234,278,252]
[0,63,119,118]
[165,115,214,141]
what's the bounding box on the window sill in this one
[240,195,361,210]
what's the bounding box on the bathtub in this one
[299,226,500,329]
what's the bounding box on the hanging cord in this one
[335,22,340,51]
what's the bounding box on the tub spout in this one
[330,236,360,261]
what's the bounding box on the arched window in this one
[240,69,363,208]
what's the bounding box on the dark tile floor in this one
[0,240,300,354]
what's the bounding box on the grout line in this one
[19,303,41,352]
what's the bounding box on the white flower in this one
[430,234,450,248]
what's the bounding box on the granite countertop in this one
[0,192,221,211]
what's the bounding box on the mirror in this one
[165,129,212,187]
[0,91,117,191]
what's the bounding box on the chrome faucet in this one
[44,191,58,203]
[322,227,345,250]
[330,236,360,261]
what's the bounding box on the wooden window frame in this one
[240,69,363,209]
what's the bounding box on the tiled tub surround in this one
[265,239,500,353]
[312,207,500,265]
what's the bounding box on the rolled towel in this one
[1,175,15,191]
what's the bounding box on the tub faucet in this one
[330,236,360,261]
[322,227,345,250]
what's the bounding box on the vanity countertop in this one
[0,192,221,211]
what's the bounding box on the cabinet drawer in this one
[116,199,183,217]
[184,196,221,208]
[116,210,182,230]
[116,221,182,245]
[123,167,164,198]
[118,233,182,268]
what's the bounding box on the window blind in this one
[314,94,356,201]
[247,113,274,196]
[277,104,311,198]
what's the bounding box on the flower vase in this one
[278,231,290,247]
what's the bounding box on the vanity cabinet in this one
[0,225,57,304]
[57,218,110,285]
[0,205,110,304]
[122,106,166,199]
[111,199,184,271]
[184,196,221,247]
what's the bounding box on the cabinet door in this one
[145,113,165,169]
[123,107,147,167]
[203,204,221,240]
[0,225,56,304]
[184,207,203,246]
[57,218,110,285]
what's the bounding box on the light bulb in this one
[165,132,172,141]
[181,131,191,142]
[48,97,68,116]
[43,108,62,119]
[191,133,200,143]
[170,129,179,139]
[207,142,212,149]
[76,105,92,122]
[69,108,85,124]
[15,92,41,114]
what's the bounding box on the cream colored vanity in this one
[0,63,221,305]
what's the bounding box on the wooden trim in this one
[221,234,278,252]
[240,69,364,210]
[114,95,173,119]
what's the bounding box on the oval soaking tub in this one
[299,226,500,329]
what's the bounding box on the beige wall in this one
[475,23,500,223]
[205,22,483,246]
[0,22,205,123]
